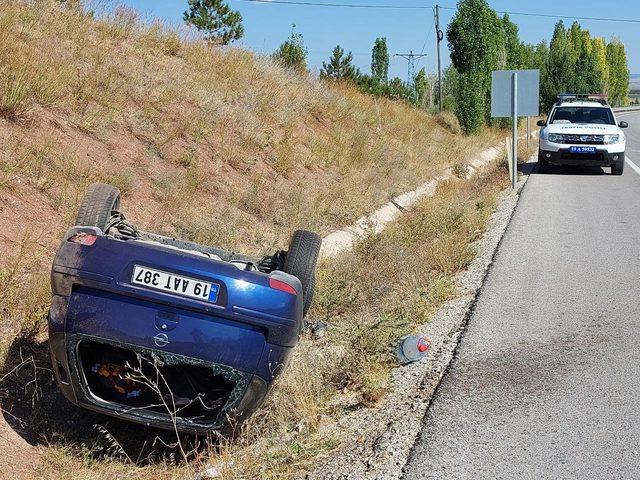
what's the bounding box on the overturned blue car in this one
[48,183,321,434]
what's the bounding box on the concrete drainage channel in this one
[306,148,537,480]
[319,144,504,259]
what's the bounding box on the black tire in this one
[75,183,121,231]
[538,151,549,173]
[612,160,624,176]
[284,230,322,316]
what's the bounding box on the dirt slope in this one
[0,1,506,478]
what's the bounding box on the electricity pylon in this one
[395,51,428,98]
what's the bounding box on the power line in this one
[236,0,640,24]
[419,21,434,56]
[237,0,433,9]
[470,7,640,24]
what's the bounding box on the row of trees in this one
[179,1,425,105]
[180,1,422,103]
[180,0,449,110]
[182,0,631,135]
[274,33,437,106]
[448,0,630,134]
[542,21,629,110]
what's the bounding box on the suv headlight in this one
[547,133,564,143]
[603,134,620,144]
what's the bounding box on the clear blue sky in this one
[117,0,640,80]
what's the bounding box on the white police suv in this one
[538,95,628,175]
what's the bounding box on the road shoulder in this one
[306,154,537,480]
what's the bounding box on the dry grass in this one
[0,237,51,359]
[434,110,462,135]
[0,0,503,253]
[26,164,507,480]
[181,163,509,480]
[0,1,514,478]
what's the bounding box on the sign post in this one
[491,69,540,189]
[511,72,518,189]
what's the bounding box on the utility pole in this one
[395,51,427,101]
[434,4,444,111]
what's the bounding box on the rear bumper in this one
[540,148,624,166]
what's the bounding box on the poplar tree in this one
[530,42,550,110]
[447,0,504,133]
[591,37,609,94]
[371,37,389,83]
[414,68,430,108]
[502,14,527,69]
[541,21,571,111]
[607,39,630,106]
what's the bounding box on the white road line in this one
[625,156,640,176]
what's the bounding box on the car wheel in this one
[611,160,624,176]
[538,151,549,173]
[284,230,322,316]
[75,183,121,231]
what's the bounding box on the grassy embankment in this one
[0,1,515,478]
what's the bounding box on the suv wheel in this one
[538,151,549,173]
[611,160,624,176]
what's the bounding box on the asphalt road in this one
[403,111,640,479]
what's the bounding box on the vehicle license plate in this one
[131,265,219,302]
[569,146,596,154]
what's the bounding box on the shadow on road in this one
[0,333,214,466]
[535,161,608,176]
[519,162,537,175]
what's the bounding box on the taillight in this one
[67,232,98,246]
[269,278,297,295]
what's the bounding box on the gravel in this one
[304,156,535,480]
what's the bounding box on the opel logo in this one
[153,333,170,348]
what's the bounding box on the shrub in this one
[273,31,308,73]
[452,162,469,178]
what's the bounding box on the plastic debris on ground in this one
[396,335,431,365]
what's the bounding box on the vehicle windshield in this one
[549,106,615,125]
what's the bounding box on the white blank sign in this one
[491,69,540,118]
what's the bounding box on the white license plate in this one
[131,265,220,302]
